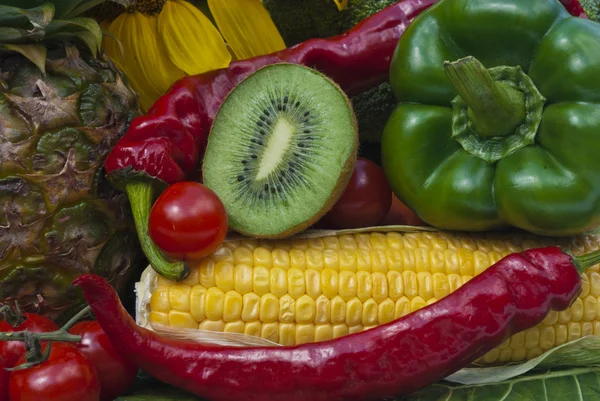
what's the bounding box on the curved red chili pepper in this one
[104,0,439,184]
[560,0,589,18]
[74,246,597,401]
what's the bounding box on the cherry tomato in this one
[9,342,100,401]
[0,312,59,368]
[148,181,228,261]
[323,158,393,229]
[381,194,427,227]
[69,321,138,401]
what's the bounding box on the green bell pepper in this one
[382,0,600,236]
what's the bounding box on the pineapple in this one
[0,1,144,322]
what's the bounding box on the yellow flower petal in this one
[333,0,349,11]
[207,0,286,60]
[158,0,231,75]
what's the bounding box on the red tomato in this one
[69,321,138,401]
[323,158,393,229]
[381,194,427,227]
[148,181,228,261]
[0,312,59,368]
[9,342,100,401]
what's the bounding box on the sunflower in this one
[101,0,290,111]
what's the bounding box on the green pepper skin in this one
[383,0,600,236]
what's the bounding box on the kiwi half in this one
[202,63,358,238]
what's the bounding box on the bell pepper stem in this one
[444,56,526,138]
[125,182,189,282]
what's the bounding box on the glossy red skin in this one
[324,158,392,229]
[0,314,59,401]
[74,246,582,401]
[69,321,138,401]
[9,342,100,401]
[148,182,228,261]
[559,0,589,17]
[103,0,439,184]
[381,193,427,227]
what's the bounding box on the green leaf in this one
[0,44,47,73]
[398,367,600,401]
[446,336,600,385]
[46,18,103,56]
[0,3,54,29]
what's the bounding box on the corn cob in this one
[141,229,600,366]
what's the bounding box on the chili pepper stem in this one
[125,182,189,282]
[444,56,526,138]
[572,249,600,274]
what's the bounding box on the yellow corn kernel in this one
[308,237,325,250]
[402,271,418,299]
[378,299,395,325]
[199,319,226,332]
[290,249,306,270]
[348,325,363,334]
[315,324,333,342]
[473,250,491,276]
[402,249,415,273]
[339,271,357,301]
[262,322,279,343]
[322,236,341,250]
[224,321,245,334]
[150,287,171,312]
[570,298,584,322]
[371,250,387,273]
[386,232,403,250]
[205,287,225,321]
[322,269,339,299]
[292,239,309,250]
[387,271,403,301]
[254,247,273,269]
[272,248,291,270]
[214,262,234,292]
[524,327,540,349]
[149,311,169,326]
[339,249,357,272]
[315,295,330,324]
[356,249,372,272]
[305,269,322,299]
[542,310,559,326]
[288,268,306,299]
[583,322,594,337]
[157,275,176,288]
[355,233,371,249]
[346,297,363,326]
[260,293,279,323]
[432,273,450,300]
[386,248,403,272]
[539,325,556,349]
[295,295,316,324]
[198,259,216,288]
[410,296,427,312]
[212,246,234,263]
[555,324,568,345]
[245,321,262,337]
[233,264,253,295]
[417,272,433,300]
[233,246,253,265]
[223,291,243,322]
[181,266,199,286]
[330,296,346,324]
[457,248,474,276]
[444,249,460,275]
[430,250,445,274]
[273,291,295,323]
[296,324,315,344]
[356,271,372,302]
[567,322,581,342]
[581,273,590,297]
[168,311,196,328]
[369,233,388,250]
[414,248,430,273]
[242,293,260,322]
[332,324,348,339]
[306,249,324,271]
[584,295,597,321]
[253,266,270,296]
[190,285,207,321]
[323,249,340,270]
[279,323,295,345]
[269,267,288,298]
[395,296,411,319]
[362,298,378,326]
[372,272,388,303]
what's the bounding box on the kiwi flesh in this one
[202,63,358,238]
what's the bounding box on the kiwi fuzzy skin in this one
[202,63,359,239]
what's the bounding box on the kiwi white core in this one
[203,63,357,237]
[256,117,295,180]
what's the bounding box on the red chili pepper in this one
[74,245,600,401]
[103,0,588,282]
[559,0,589,17]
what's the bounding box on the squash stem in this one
[444,56,526,138]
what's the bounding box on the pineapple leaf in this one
[0,44,47,74]
[46,18,103,57]
[0,3,54,30]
